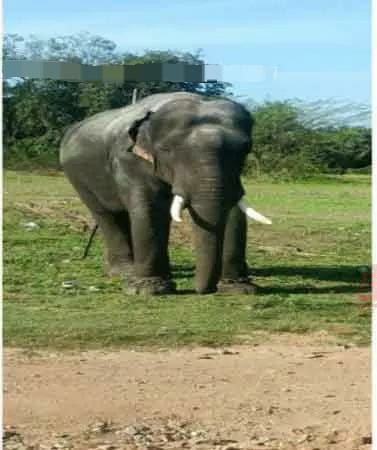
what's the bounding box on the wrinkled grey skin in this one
[60,92,255,295]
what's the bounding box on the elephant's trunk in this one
[188,179,228,294]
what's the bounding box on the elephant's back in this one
[61,92,202,150]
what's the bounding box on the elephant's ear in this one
[128,110,153,143]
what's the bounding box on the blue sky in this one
[4,0,371,103]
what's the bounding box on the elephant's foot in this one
[218,277,257,294]
[125,276,176,296]
[106,260,134,278]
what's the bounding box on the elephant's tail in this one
[82,224,99,259]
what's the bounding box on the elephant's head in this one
[128,97,270,293]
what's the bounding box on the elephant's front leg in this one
[219,205,256,294]
[126,189,176,295]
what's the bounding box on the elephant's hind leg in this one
[99,210,134,277]
[66,175,134,276]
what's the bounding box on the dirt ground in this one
[4,336,371,450]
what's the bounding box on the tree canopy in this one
[3,33,371,176]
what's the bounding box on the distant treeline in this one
[3,33,371,177]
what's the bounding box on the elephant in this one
[60,92,271,295]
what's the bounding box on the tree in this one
[311,126,371,173]
[244,99,371,177]
[246,101,312,175]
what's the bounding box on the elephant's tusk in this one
[238,199,272,224]
[170,195,185,222]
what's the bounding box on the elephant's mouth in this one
[170,194,272,225]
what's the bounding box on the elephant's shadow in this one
[171,264,371,296]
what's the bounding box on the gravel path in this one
[4,337,371,450]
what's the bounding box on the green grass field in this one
[4,171,371,349]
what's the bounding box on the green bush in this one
[347,166,372,175]
[4,130,62,170]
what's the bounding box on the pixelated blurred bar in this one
[3,60,221,83]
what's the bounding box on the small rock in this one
[267,405,279,414]
[250,436,270,446]
[61,281,77,289]
[326,430,340,444]
[51,441,72,449]
[307,352,326,359]
[89,421,112,433]
[190,430,204,438]
[221,349,240,355]
[3,428,21,441]
[296,434,310,444]
[361,435,372,444]
[88,286,101,292]
[22,221,39,230]
[123,425,138,435]
[252,406,263,412]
